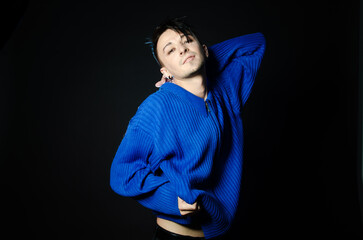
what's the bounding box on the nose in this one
[179,46,189,56]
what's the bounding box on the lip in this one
[183,55,195,64]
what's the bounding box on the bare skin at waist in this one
[157,217,204,237]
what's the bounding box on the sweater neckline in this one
[160,82,212,117]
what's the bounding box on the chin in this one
[183,70,202,79]
[186,63,204,74]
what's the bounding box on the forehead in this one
[156,29,189,49]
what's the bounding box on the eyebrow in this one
[162,34,191,53]
[162,42,172,53]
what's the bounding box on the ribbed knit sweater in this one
[110,32,266,239]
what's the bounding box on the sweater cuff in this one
[134,176,181,216]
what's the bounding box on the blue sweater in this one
[110,32,266,239]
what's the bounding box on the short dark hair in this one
[146,17,200,66]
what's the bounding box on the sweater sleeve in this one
[208,32,266,109]
[110,125,181,216]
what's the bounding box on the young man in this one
[110,18,266,239]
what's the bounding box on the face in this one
[156,29,208,80]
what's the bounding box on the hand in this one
[155,74,173,88]
[178,197,201,216]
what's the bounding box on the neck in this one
[172,71,208,100]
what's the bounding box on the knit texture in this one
[110,32,266,239]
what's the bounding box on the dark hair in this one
[146,17,200,66]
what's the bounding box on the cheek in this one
[165,56,180,70]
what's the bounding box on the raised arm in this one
[208,32,266,109]
[208,32,266,72]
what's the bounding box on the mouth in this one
[183,55,195,64]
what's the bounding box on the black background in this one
[1,0,362,239]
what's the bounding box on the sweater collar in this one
[159,82,212,117]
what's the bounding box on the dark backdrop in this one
[1,0,362,239]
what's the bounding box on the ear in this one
[203,44,209,58]
[160,67,171,78]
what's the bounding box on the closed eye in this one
[168,48,175,55]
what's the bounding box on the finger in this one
[180,210,196,216]
[179,200,196,208]
[180,206,201,216]
[179,201,198,211]
[155,78,166,88]
[180,207,199,215]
